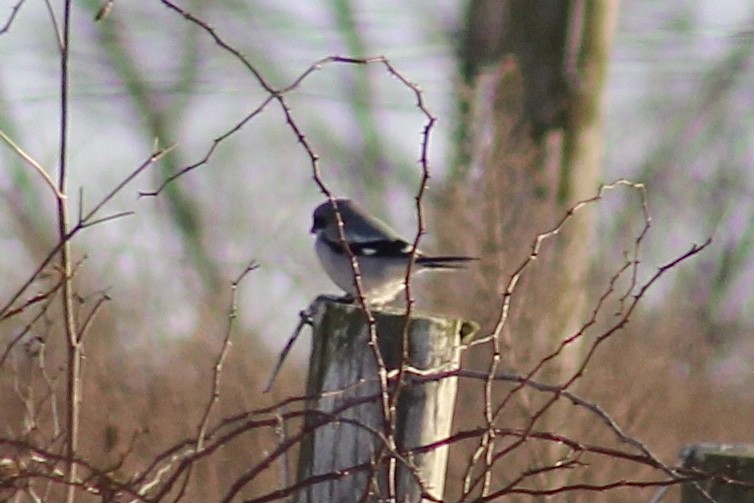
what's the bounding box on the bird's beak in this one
[310,216,324,234]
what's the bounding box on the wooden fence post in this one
[294,298,477,503]
[681,443,754,503]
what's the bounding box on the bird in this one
[310,198,475,306]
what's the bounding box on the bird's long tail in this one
[416,256,477,269]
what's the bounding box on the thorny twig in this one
[462,181,709,500]
[0,0,727,499]
[263,302,317,393]
[171,261,259,502]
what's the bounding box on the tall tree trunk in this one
[434,1,618,497]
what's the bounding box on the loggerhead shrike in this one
[310,198,475,306]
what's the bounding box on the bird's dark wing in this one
[321,236,413,257]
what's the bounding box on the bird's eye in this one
[312,215,325,230]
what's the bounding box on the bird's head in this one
[310,198,353,234]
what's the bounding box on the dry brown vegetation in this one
[2,1,753,502]
[0,178,730,502]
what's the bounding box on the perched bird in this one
[310,198,475,306]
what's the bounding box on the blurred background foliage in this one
[1,0,753,500]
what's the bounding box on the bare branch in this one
[0,129,65,200]
[263,303,315,393]
[0,146,171,322]
[191,262,258,466]
[0,0,26,36]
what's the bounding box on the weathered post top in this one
[681,443,754,503]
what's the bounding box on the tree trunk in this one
[435,1,618,498]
